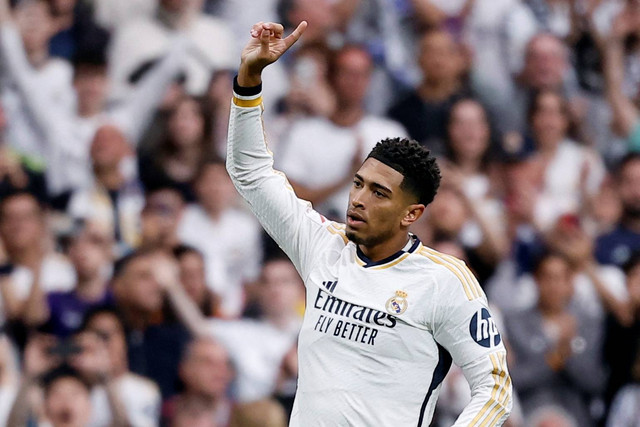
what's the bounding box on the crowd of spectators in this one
[0,0,639,426]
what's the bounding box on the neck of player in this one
[358,233,411,263]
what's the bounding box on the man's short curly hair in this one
[367,137,441,205]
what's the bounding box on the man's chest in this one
[299,260,439,359]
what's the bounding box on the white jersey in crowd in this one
[205,318,300,403]
[89,373,161,427]
[227,84,512,426]
[0,254,76,327]
[178,204,263,317]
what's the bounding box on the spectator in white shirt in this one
[164,255,304,403]
[0,192,75,327]
[178,159,262,317]
[526,89,606,231]
[0,0,190,198]
[0,0,74,167]
[67,125,145,252]
[82,307,162,427]
[7,332,130,427]
[279,44,407,219]
[108,0,235,98]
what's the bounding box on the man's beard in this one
[345,227,395,249]
[345,229,364,245]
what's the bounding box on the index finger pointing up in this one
[284,21,308,50]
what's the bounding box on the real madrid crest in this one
[385,290,408,315]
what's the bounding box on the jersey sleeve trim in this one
[233,76,262,96]
[233,95,263,108]
[232,76,263,107]
[326,222,348,244]
[467,351,511,427]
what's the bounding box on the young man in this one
[82,307,162,427]
[227,22,512,426]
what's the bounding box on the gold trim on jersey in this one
[327,223,348,244]
[417,247,483,301]
[354,250,412,270]
[468,351,511,427]
[273,170,295,192]
[233,96,263,107]
[370,252,411,270]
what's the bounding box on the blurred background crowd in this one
[0,0,639,426]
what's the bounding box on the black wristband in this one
[233,75,262,96]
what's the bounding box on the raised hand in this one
[238,21,308,87]
[151,252,181,291]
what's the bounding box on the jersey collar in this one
[355,234,421,270]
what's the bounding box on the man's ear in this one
[401,204,425,227]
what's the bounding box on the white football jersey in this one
[227,84,512,426]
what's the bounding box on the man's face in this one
[90,125,130,170]
[195,164,236,214]
[0,194,43,253]
[522,35,567,90]
[290,0,336,39]
[259,260,303,318]
[116,255,163,314]
[427,187,468,237]
[73,66,108,116]
[418,31,461,83]
[346,158,417,247]
[332,48,372,107]
[619,159,640,217]
[44,377,92,427]
[178,252,207,304]
[86,313,127,372]
[67,224,111,280]
[180,339,233,398]
[142,189,185,247]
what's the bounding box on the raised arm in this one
[603,11,639,139]
[0,1,65,148]
[227,22,350,280]
[109,36,190,145]
[152,254,211,338]
[0,0,78,174]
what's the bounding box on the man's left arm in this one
[431,265,513,427]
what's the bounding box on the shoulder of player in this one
[414,246,485,302]
[321,219,349,245]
